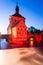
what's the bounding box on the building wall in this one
[12,27,17,38]
[7,24,11,34]
[16,20,27,41]
[7,16,27,45]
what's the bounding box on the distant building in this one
[7,5,27,45]
[28,26,41,34]
[28,26,37,33]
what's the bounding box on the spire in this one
[15,3,19,14]
[12,3,25,19]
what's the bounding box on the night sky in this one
[0,0,43,34]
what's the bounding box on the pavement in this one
[0,47,43,65]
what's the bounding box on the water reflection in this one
[0,38,43,49]
[0,39,8,49]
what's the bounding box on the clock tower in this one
[7,4,27,46]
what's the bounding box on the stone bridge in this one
[0,34,10,41]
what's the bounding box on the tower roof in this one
[12,4,25,18]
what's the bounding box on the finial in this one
[15,2,19,14]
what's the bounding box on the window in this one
[21,28,22,30]
[18,28,19,30]
[25,28,26,30]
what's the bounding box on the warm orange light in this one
[30,38,34,47]
[30,40,33,47]
[30,38,33,41]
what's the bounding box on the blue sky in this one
[0,0,43,34]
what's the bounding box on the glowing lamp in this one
[30,38,34,47]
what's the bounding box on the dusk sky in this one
[0,0,43,34]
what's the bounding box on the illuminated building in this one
[7,5,27,45]
[7,5,43,47]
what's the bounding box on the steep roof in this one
[11,4,25,19]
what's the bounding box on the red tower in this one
[7,5,27,46]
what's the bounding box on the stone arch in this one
[27,36,37,46]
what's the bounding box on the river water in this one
[0,39,9,49]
